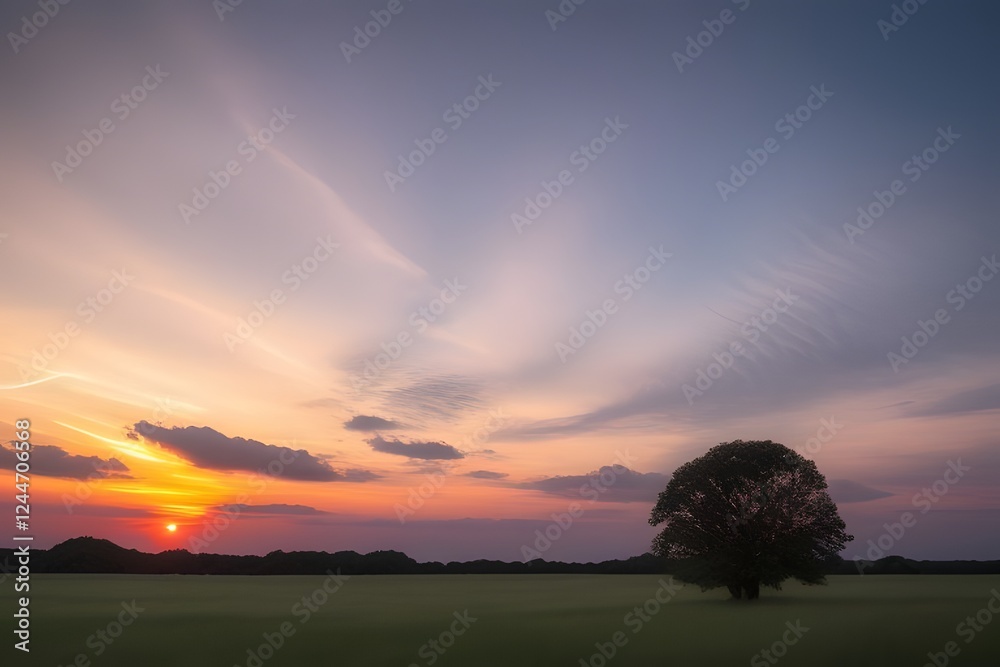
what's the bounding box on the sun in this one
[166,524,177,532]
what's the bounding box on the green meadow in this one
[11,574,1000,666]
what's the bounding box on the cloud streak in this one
[519,466,668,503]
[367,436,464,460]
[131,422,378,482]
[464,470,508,480]
[908,383,1000,417]
[826,479,894,503]
[344,415,402,431]
[0,443,129,480]
[212,503,330,515]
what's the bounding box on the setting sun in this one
[166,524,177,533]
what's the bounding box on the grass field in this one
[8,574,1000,666]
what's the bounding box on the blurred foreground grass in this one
[6,574,1000,666]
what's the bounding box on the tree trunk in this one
[727,584,742,599]
[743,580,760,600]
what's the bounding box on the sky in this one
[1,0,998,563]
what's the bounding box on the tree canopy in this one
[649,439,852,600]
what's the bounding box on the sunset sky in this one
[1,0,998,563]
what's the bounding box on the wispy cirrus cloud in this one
[375,373,487,425]
[907,383,1000,418]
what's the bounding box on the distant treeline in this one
[3,537,998,575]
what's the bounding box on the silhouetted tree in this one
[649,440,852,600]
